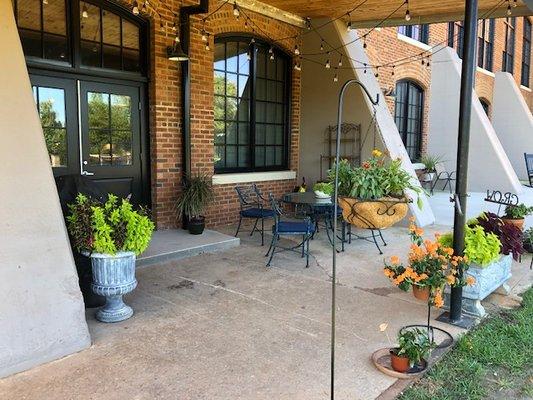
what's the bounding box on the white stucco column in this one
[492,72,533,181]
[0,0,90,378]
[428,46,522,194]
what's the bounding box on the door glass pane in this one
[88,92,109,128]
[34,86,68,167]
[43,0,66,35]
[111,94,131,130]
[89,128,111,165]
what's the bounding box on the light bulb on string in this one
[405,0,411,21]
[320,40,324,51]
[42,0,48,4]
[247,49,251,60]
[82,3,89,18]
[363,36,367,49]
[338,55,343,67]
[233,2,240,19]
[391,65,395,76]
[201,30,208,42]
[507,3,512,15]
[305,18,312,30]
[269,47,274,61]
[294,44,300,55]
[160,21,166,34]
[206,42,210,51]
[333,72,338,83]
[244,19,249,29]
[172,22,177,32]
[513,0,518,7]
[374,67,379,78]
[325,52,331,69]
[346,12,352,32]
[175,35,180,43]
[132,1,139,15]
[363,63,367,74]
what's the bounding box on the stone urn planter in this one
[444,254,512,317]
[338,196,409,229]
[91,251,138,323]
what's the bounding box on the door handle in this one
[81,170,94,176]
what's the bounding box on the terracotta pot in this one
[502,218,524,231]
[338,196,408,229]
[390,350,410,373]
[412,285,430,301]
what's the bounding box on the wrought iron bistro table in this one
[282,192,345,250]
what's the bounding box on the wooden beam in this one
[226,0,306,28]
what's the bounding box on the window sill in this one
[520,85,532,92]
[396,33,431,51]
[476,67,495,77]
[212,170,296,185]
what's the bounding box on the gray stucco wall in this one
[0,0,90,378]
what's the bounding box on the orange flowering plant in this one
[383,217,475,308]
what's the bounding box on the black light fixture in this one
[167,37,189,61]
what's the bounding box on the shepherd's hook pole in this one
[332,80,378,400]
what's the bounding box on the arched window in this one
[214,36,290,173]
[394,80,424,161]
[480,98,490,117]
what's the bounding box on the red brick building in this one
[362,17,533,159]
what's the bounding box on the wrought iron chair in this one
[430,163,456,194]
[234,184,275,246]
[524,153,533,187]
[266,194,315,268]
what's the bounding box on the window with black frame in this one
[477,19,495,71]
[214,37,289,173]
[397,24,429,44]
[480,98,490,117]
[503,17,516,73]
[448,21,464,58]
[394,80,424,161]
[521,18,531,87]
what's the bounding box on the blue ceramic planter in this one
[91,252,137,323]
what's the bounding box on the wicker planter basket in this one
[338,196,409,229]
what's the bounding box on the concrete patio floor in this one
[1,222,531,400]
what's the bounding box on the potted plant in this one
[420,154,443,182]
[439,223,511,317]
[67,194,155,322]
[330,149,422,229]
[313,182,333,199]
[502,203,533,230]
[176,173,214,235]
[390,328,432,373]
[384,218,474,309]
[473,212,524,261]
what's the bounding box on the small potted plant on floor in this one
[331,149,422,229]
[67,194,155,322]
[176,173,214,235]
[313,182,333,199]
[420,154,442,182]
[524,227,533,253]
[390,328,432,373]
[502,203,533,230]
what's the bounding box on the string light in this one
[338,55,343,67]
[294,60,301,71]
[82,3,89,18]
[346,12,352,32]
[201,30,208,42]
[391,65,395,76]
[363,36,367,49]
[233,2,240,19]
[320,40,324,51]
[363,63,367,74]
[507,0,512,15]
[513,0,518,7]
[172,22,177,32]
[294,44,300,55]
[405,0,411,21]
[305,17,312,30]
[325,52,331,69]
[132,0,139,16]
[333,72,338,83]
[42,0,48,4]
[374,67,379,78]
[269,46,274,61]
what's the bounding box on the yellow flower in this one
[372,149,383,158]
[447,275,456,285]
[390,255,400,265]
[434,290,444,308]
[466,276,476,286]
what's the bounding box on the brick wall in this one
[129,0,301,229]
[362,17,533,158]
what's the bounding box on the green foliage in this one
[504,203,533,219]
[67,194,154,256]
[328,154,422,205]
[439,227,501,267]
[399,289,533,400]
[313,182,333,195]
[176,173,214,220]
[396,328,433,368]
[420,154,443,172]
[524,227,533,252]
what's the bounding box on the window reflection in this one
[33,86,68,167]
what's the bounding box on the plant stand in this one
[400,303,454,350]
[371,348,427,379]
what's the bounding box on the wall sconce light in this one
[167,39,189,62]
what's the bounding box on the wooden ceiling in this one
[257,0,532,27]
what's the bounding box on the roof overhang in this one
[234,0,532,28]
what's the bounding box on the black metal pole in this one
[449,0,478,322]
[332,80,378,400]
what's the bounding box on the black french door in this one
[31,75,147,204]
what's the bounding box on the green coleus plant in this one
[67,194,155,256]
[439,225,501,267]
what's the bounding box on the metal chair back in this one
[525,153,533,186]
[235,185,259,210]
